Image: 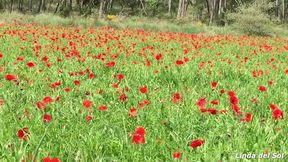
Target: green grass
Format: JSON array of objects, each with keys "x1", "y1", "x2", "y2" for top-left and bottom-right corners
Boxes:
[{"x1": 0, "y1": 22, "x2": 287, "y2": 162}]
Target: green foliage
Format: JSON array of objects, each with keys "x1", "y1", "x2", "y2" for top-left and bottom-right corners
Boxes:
[
  {"x1": 1, "y1": 22, "x2": 287, "y2": 161},
  {"x1": 59, "y1": 6, "x2": 71, "y2": 17},
  {"x1": 0, "y1": 2, "x2": 4, "y2": 11},
  {"x1": 1, "y1": 11, "x2": 288, "y2": 38},
  {"x1": 227, "y1": 4, "x2": 274, "y2": 36}
]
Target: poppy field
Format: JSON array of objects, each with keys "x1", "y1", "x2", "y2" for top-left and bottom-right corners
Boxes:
[{"x1": 0, "y1": 23, "x2": 287, "y2": 162}]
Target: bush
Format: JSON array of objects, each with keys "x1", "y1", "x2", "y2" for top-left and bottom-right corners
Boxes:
[
  {"x1": 59, "y1": 6, "x2": 71, "y2": 17},
  {"x1": 0, "y1": 2, "x2": 4, "y2": 12},
  {"x1": 227, "y1": 4, "x2": 274, "y2": 36}
]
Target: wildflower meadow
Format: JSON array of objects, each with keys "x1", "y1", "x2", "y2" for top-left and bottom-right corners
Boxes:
[{"x1": 0, "y1": 23, "x2": 287, "y2": 161}]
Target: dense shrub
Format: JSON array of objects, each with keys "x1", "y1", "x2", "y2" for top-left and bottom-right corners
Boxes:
[
  {"x1": 60, "y1": 6, "x2": 71, "y2": 17},
  {"x1": 227, "y1": 4, "x2": 274, "y2": 36}
]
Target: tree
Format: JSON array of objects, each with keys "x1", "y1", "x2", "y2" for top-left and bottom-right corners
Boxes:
[
  {"x1": 206, "y1": 0, "x2": 220, "y2": 24},
  {"x1": 37, "y1": 0, "x2": 47, "y2": 13},
  {"x1": 18, "y1": 0, "x2": 24, "y2": 12},
  {"x1": 177, "y1": 0, "x2": 188, "y2": 19},
  {"x1": 10, "y1": 0, "x2": 13, "y2": 13},
  {"x1": 29, "y1": 0, "x2": 33, "y2": 12},
  {"x1": 168, "y1": 0, "x2": 172, "y2": 15},
  {"x1": 99, "y1": 0, "x2": 105, "y2": 18}
]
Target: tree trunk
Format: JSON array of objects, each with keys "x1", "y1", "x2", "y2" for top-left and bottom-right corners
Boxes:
[
  {"x1": 177, "y1": 0, "x2": 188, "y2": 20},
  {"x1": 42, "y1": 0, "x2": 46, "y2": 11},
  {"x1": 29, "y1": 0, "x2": 32, "y2": 12},
  {"x1": 207, "y1": 0, "x2": 219, "y2": 25},
  {"x1": 99, "y1": 0, "x2": 104, "y2": 18},
  {"x1": 109, "y1": 0, "x2": 114, "y2": 10},
  {"x1": 168, "y1": 0, "x2": 171, "y2": 15},
  {"x1": 18, "y1": 0, "x2": 23, "y2": 12},
  {"x1": 76, "y1": 0, "x2": 83, "y2": 12},
  {"x1": 282, "y1": 0, "x2": 285, "y2": 21},
  {"x1": 37, "y1": 0, "x2": 42, "y2": 13},
  {"x1": 177, "y1": 0, "x2": 182, "y2": 19},
  {"x1": 276, "y1": 0, "x2": 280, "y2": 20},
  {"x1": 183, "y1": 0, "x2": 188, "y2": 17},
  {"x1": 218, "y1": 0, "x2": 222, "y2": 16},
  {"x1": 139, "y1": 0, "x2": 147, "y2": 15},
  {"x1": 54, "y1": 0, "x2": 62, "y2": 13},
  {"x1": 66, "y1": 0, "x2": 72, "y2": 10},
  {"x1": 10, "y1": 0, "x2": 13, "y2": 13}
]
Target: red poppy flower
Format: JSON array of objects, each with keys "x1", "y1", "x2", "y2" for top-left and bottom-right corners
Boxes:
[
  {"x1": 272, "y1": 109, "x2": 284, "y2": 120},
  {"x1": 270, "y1": 104, "x2": 284, "y2": 120},
  {"x1": 138, "y1": 99, "x2": 150, "y2": 108},
  {"x1": 43, "y1": 156, "x2": 61, "y2": 162},
  {"x1": 61, "y1": 33, "x2": 66, "y2": 38},
  {"x1": 210, "y1": 100, "x2": 219, "y2": 105},
  {"x1": 175, "y1": 60, "x2": 184, "y2": 65},
  {"x1": 43, "y1": 114, "x2": 52, "y2": 122},
  {"x1": 79, "y1": 71, "x2": 85, "y2": 75},
  {"x1": 41, "y1": 56, "x2": 48, "y2": 62},
  {"x1": 252, "y1": 70, "x2": 258, "y2": 77},
  {"x1": 231, "y1": 104, "x2": 242, "y2": 115},
  {"x1": 5, "y1": 74, "x2": 16, "y2": 81},
  {"x1": 196, "y1": 97, "x2": 206, "y2": 110},
  {"x1": 269, "y1": 103, "x2": 277, "y2": 110},
  {"x1": 119, "y1": 94, "x2": 127, "y2": 102},
  {"x1": 268, "y1": 81, "x2": 273, "y2": 85},
  {"x1": 74, "y1": 80, "x2": 80, "y2": 86},
  {"x1": 172, "y1": 151, "x2": 182, "y2": 159},
  {"x1": 172, "y1": 92, "x2": 182, "y2": 103},
  {"x1": 16, "y1": 56, "x2": 24, "y2": 61},
  {"x1": 98, "y1": 105, "x2": 108, "y2": 111},
  {"x1": 17, "y1": 127, "x2": 29, "y2": 140},
  {"x1": 43, "y1": 96, "x2": 53, "y2": 104},
  {"x1": 64, "y1": 88, "x2": 71, "y2": 92},
  {"x1": 229, "y1": 95, "x2": 238, "y2": 105},
  {"x1": 132, "y1": 133, "x2": 145, "y2": 145},
  {"x1": 83, "y1": 100, "x2": 93, "y2": 109},
  {"x1": 241, "y1": 113, "x2": 253, "y2": 122},
  {"x1": 228, "y1": 91, "x2": 236, "y2": 97},
  {"x1": 0, "y1": 52, "x2": 3, "y2": 58},
  {"x1": 210, "y1": 82, "x2": 218, "y2": 89},
  {"x1": 36, "y1": 101, "x2": 46, "y2": 110},
  {"x1": 85, "y1": 115, "x2": 92, "y2": 122},
  {"x1": 139, "y1": 86, "x2": 148, "y2": 94},
  {"x1": 251, "y1": 98, "x2": 258, "y2": 104},
  {"x1": 54, "y1": 81, "x2": 61, "y2": 86},
  {"x1": 220, "y1": 89, "x2": 225, "y2": 94},
  {"x1": 206, "y1": 108, "x2": 217, "y2": 115},
  {"x1": 155, "y1": 54, "x2": 162, "y2": 61},
  {"x1": 132, "y1": 127, "x2": 146, "y2": 145},
  {"x1": 88, "y1": 73, "x2": 95, "y2": 79},
  {"x1": 190, "y1": 139, "x2": 205, "y2": 149},
  {"x1": 145, "y1": 59, "x2": 151, "y2": 66},
  {"x1": 258, "y1": 86, "x2": 267, "y2": 92},
  {"x1": 105, "y1": 61, "x2": 116, "y2": 67},
  {"x1": 135, "y1": 127, "x2": 146, "y2": 136},
  {"x1": 0, "y1": 98, "x2": 4, "y2": 107},
  {"x1": 115, "y1": 73, "x2": 124, "y2": 81},
  {"x1": 0, "y1": 65, "x2": 4, "y2": 73},
  {"x1": 200, "y1": 109, "x2": 207, "y2": 113},
  {"x1": 128, "y1": 108, "x2": 137, "y2": 117},
  {"x1": 26, "y1": 62, "x2": 35, "y2": 68},
  {"x1": 112, "y1": 83, "x2": 119, "y2": 88}
]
